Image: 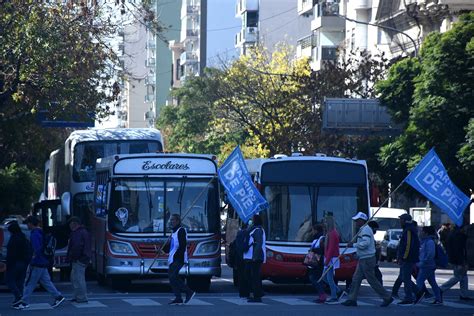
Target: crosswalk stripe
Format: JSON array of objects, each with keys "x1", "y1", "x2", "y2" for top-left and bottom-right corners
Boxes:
[
  {"x1": 72, "y1": 300, "x2": 107, "y2": 308},
  {"x1": 25, "y1": 303, "x2": 53, "y2": 310},
  {"x1": 123, "y1": 298, "x2": 161, "y2": 306},
  {"x1": 442, "y1": 301, "x2": 474, "y2": 309},
  {"x1": 221, "y1": 298, "x2": 266, "y2": 305},
  {"x1": 270, "y1": 298, "x2": 314, "y2": 305},
  {"x1": 185, "y1": 298, "x2": 213, "y2": 306}
]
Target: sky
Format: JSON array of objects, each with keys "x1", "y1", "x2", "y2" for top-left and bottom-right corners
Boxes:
[{"x1": 206, "y1": 0, "x2": 240, "y2": 67}]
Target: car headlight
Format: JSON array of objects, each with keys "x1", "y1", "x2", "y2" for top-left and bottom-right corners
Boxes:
[
  {"x1": 108, "y1": 240, "x2": 137, "y2": 256},
  {"x1": 194, "y1": 241, "x2": 220, "y2": 256}
]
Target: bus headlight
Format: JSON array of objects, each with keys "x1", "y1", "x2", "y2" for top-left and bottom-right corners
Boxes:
[
  {"x1": 266, "y1": 250, "x2": 274, "y2": 258},
  {"x1": 108, "y1": 240, "x2": 137, "y2": 256},
  {"x1": 194, "y1": 241, "x2": 220, "y2": 256}
]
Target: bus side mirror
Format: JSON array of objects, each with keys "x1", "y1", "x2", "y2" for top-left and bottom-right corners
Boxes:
[{"x1": 61, "y1": 192, "x2": 71, "y2": 216}]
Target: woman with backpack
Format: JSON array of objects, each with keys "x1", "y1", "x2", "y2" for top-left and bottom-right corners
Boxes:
[
  {"x1": 414, "y1": 226, "x2": 442, "y2": 305},
  {"x1": 5, "y1": 221, "x2": 31, "y2": 306}
]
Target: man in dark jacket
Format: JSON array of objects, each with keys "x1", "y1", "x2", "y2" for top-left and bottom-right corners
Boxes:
[
  {"x1": 13, "y1": 216, "x2": 64, "y2": 310},
  {"x1": 243, "y1": 214, "x2": 266, "y2": 303},
  {"x1": 396, "y1": 213, "x2": 420, "y2": 306},
  {"x1": 234, "y1": 223, "x2": 249, "y2": 298},
  {"x1": 164, "y1": 214, "x2": 195, "y2": 305},
  {"x1": 5, "y1": 221, "x2": 31, "y2": 306},
  {"x1": 67, "y1": 217, "x2": 91, "y2": 303},
  {"x1": 440, "y1": 225, "x2": 474, "y2": 300}
]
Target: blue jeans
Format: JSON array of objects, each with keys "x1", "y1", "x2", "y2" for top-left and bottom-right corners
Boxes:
[
  {"x1": 22, "y1": 265, "x2": 61, "y2": 304},
  {"x1": 324, "y1": 266, "x2": 340, "y2": 299},
  {"x1": 400, "y1": 262, "x2": 417, "y2": 301},
  {"x1": 416, "y1": 268, "x2": 441, "y2": 301},
  {"x1": 440, "y1": 265, "x2": 470, "y2": 297},
  {"x1": 5, "y1": 261, "x2": 27, "y2": 301}
]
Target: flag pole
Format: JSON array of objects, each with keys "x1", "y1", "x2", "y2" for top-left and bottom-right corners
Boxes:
[{"x1": 316, "y1": 177, "x2": 407, "y2": 284}]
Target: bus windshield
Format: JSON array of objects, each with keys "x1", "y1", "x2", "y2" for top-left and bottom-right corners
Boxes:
[
  {"x1": 108, "y1": 178, "x2": 219, "y2": 234},
  {"x1": 73, "y1": 141, "x2": 162, "y2": 182},
  {"x1": 263, "y1": 185, "x2": 368, "y2": 243}
]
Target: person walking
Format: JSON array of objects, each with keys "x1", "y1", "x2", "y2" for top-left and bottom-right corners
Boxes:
[
  {"x1": 395, "y1": 213, "x2": 420, "y2": 306},
  {"x1": 323, "y1": 215, "x2": 344, "y2": 304},
  {"x1": 306, "y1": 224, "x2": 327, "y2": 303},
  {"x1": 439, "y1": 224, "x2": 474, "y2": 300},
  {"x1": 367, "y1": 220, "x2": 383, "y2": 286},
  {"x1": 67, "y1": 217, "x2": 91, "y2": 303},
  {"x1": 5, "y1": 221, "x2": 31, "y2": 307},
  {"x1": 342, "y1": 212, "x2": 393, "y2": 307},
  {"x1": 234, "y1": 222, "x2": 250, "y2": 299},
  {"x1": 13, "y1": 216, "x2": 65, "y2": 310},
  {"x1": 164, "y1": 214, "x2": 195, "y2": 305},
  {"x1": 244, "y1": 214, "x2": 266, "y2": 303},
  {"x1": 414, "y1": 226, "x2": 442, "y2": 305}
]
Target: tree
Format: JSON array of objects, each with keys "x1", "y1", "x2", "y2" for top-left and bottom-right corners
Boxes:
[
  {"x1": 0, "y1": 1, "x2": 164, "y2": 171},
  {"x1": 377, "y1": 12, "x2": 474, "y2": 191}
]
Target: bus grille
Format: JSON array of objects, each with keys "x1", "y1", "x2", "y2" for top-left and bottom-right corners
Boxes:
[{"x1": 136, "y1": 243, "x2": 165, "y2": 258}]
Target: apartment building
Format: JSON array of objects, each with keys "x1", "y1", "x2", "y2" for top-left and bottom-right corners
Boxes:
[
  {"x1": 297, "y1": 0, "x2": 474, "y2": 69},
  {"x1": 146, "y1": 0, "x2": 182, "y2": 114},
  {"x1": 169, "y1": 0, "x2": 208, "y2": 91},
  {"x1": 235, "y1": 0, "x2": 311, "y2": 55}
]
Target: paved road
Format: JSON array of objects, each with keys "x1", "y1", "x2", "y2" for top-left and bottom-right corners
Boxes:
[{"x1": 1, "y1": 262, "x2": 473, "y2": 316}]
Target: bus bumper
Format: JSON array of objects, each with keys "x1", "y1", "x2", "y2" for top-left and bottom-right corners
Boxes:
[{"x1": 105, "y1": 257, "x2": 221, "y2": 277}]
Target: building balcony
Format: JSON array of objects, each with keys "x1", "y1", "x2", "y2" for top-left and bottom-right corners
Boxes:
[
  {"x1": 145, "y1": 75, "x2": 156, "y2": 86},
  {"x1": 296, "y1": 34, "x2": 314, "y2": 58},
  {"x1": 235, "y1": 0, "x2": 258, "y2": 17},
  {"x1": 298, "y1": 0, "x2": 316, "y2": 16},
  {"x1": 235, "y1": 27, "x2": 258, "y2": 47},
  {"x1": 180, "y1": 52, "x2": 199, "y2": 65},
  {"x1": 311, "y1": 14, "x2": 345, "y2": 31},
  {"x1": 185, "y1": 29, "x2": 199, "y2": 39},
  {"x1": 146, "y1": 41, "x2": 156, "y2": 50},
  {"x1": 145, "y1": 57, "x2": 156, "y2": 67},
  {"x1": 181, "y1": 4, "x2": 200, "y2": 18}
]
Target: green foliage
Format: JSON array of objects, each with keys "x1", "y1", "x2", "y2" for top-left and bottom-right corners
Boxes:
[
  {"x1": 0, "y1": 164, "x2": 42, "y2": 215},
  {"x1": 377, "y1": 12, "x2": 474, "y2": 190}
]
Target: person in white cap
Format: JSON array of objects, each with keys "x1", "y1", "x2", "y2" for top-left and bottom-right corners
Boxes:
[{"x1": 342, "y1": 212, "x2": 393, "y2": 307}]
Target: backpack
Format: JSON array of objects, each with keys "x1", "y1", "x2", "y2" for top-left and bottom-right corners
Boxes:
[
  {"x1": 435, "y1": 243, "x2": 448, "y2": 268},
  {"x1": 42, "y1": 232, "x2": 57, "y2": 259}
]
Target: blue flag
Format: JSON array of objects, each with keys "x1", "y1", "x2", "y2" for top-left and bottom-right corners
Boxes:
[
  {"x1": 218, "y1": 146, "x2": 269, "y2": 223},
  {"x1": 405, "y1": 148, "x2": 470, "y2": 226}
]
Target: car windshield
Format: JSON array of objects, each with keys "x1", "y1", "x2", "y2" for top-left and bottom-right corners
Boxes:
[
  {"x1": 108, "y1": 178, "x2": 219, "y2": 234},
  {"x1": 73, "y1": 140, "x2": 162, "y2": 182},
  {"x1": 263, "y1": 185, "x2": 368, "y2": 243},
  {"x1": 391, "y1": 231, "x2": 402, "y2": 240}
]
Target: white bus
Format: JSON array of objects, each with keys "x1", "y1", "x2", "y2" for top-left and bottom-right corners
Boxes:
[
  {"x1": 92, "y1": 153, "x2": 221, "y2": 290},
  {"x1": 226, "y1": 153, "x2": 370, "y2": 284},
  {"x1": 36, "y1": 128, "x2": 163, "y2": 271}
]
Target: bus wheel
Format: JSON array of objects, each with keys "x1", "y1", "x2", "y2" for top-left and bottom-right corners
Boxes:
[{"x1": 187, "y1": 276, "x2": 211, "y2": 292}]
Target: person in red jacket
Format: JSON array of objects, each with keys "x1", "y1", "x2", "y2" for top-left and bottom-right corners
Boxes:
[{"x1": 323, "y1": 214, "x2": 344, "y2": 304}]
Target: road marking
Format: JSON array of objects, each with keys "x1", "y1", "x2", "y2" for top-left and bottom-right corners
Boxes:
[
  {"x1": 221, "y1": 298, "x2": 266, "y2": 305},
  {"x1": 72, "y1": 300, "x2": 107, "y2": 308},
  {"x1": 185, "y1": 298, "x2": 213, "y2": 305},
  {"x1": 270, "y1": 298, "x2": 314, "y2": 305},
  {"x1": 25, "y1": 303, "x2": 53, "y2": 310},
  {"x1": 123, "y1": 298, "x2": 161, "y2": 306},
  {"x1": 442, "y1": 301, "x2": 474, "y2": 309}
]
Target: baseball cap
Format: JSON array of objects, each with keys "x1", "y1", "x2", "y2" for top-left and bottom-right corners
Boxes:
[
  {"x1": 352, "y1": 212, "x2": 368, "y2": 221},
  {"x1": 24, "y1": 215, "x2": 39, "y2": 226},
  {"x1": 399, "y1": 213, "x2": 412, "y2": 222}
]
